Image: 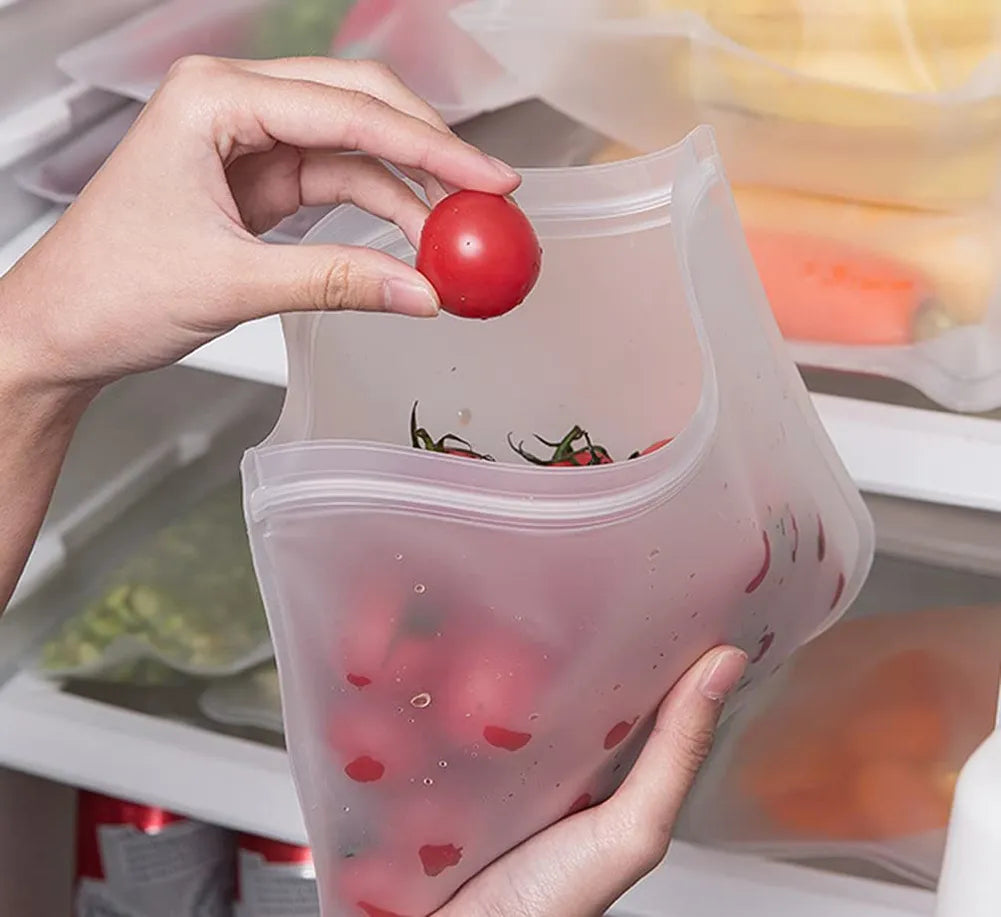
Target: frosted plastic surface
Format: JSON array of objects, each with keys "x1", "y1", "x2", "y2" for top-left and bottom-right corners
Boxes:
[
  {"x1": 679, "y1": 605, "x2": 1001, "y2": 888},
  {"x1": 58, "y1": 0, "x2": 528, "y2": 125},
  {"x1": 242, "y1": 129, "x2": 873, "y2": 916},
  {"x1": 453, "y1": 0, "x2": 1001, "y2": 411},
  {"x1": 454, "y1": 0, "x2": 1001, "y2": 210}
]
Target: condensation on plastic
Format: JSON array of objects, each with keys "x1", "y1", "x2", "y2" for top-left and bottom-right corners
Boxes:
[
  {"x1": 200, "y1": 661, "x2": 284, "y2": 734},
  {"x1": 677, "y1": 605, "x2": 1001, "y2": 888},
  {"x1": 57, "y1": 0, "x2": 529, "y2": 126},
  {"x1": 453, "y1": 0, "x2": 1001, "y2": 412},
  {"x1": 241, "y1": 127, "x2": 873, "y2": 916}
]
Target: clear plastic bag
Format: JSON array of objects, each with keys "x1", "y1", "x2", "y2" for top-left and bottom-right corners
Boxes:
[
  {"x1": 38, "y1": 480, "x2": 273, "y2": 683},
  {"x1": 453, "y1": 0, "x2": 1001, "y2": 211},
  {"x1": 58, "y1": 0, "x2": 528, "y2": 126},
  {"x1": 677, "y1": 605, "x2": 1001, "y2": 887},
  {"x1": 200, "y1": 661, "x2": 284, "y2": 734},
  {"x1": 241, "y1": 127, "x2": 873, "y2": 916},
  {"x1": 454, "y1": 1, "x2": 1001, "y2": 411}
]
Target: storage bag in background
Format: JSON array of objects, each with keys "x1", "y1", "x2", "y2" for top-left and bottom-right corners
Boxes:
[
  {"x1": 676, "y1": 605, "x2": 1001, "y2": 887},
  {"x1": 38, "y1": 481, "x2": 272, "y2": 684},
  {"x1": 331, "y1": 0, "x2": 526, "y2": 123},
  {"x1": 200, "y1": 660, "x2": 285, "y2": 735},
  {"x1": 242, "y1": 127, "x2": 874, "y2": 916},
  {"x1": 455, "y1": 0, "x2": 1001, "y2": 411},
  {"x1": 74, "y1": 790, "x2": 234, "y2": 917},
  {"x1": 58, "y1": 0, "x2": 528, "y2": 126}
]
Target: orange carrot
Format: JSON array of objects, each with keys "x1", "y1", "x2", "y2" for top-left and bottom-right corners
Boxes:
[{"x1": 746, "y1": 229, "x2": 936, "y2": 346}]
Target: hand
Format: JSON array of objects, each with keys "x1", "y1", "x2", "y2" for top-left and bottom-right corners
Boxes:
[
  {"x1": 0, "y1": 55, "x2": 520, "y2": 393},
  {"x1": 437, "y1": 646, "x2": 747, "y2": 917}
]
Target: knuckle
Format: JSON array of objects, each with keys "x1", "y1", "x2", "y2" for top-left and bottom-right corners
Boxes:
[
  {"x1": 666, "y1": 720, "x2": 716, "y2": 775},
  {"x1": 165, "y1": 54, "x2": 224, "y2": 85},
  {"x1": 308, "y1": 258, "x2": 371, "y2": 312},
  {"x1": 353, "y1": 58, "x2": 397, "y2": 84},
  {"x1": 338, "y1": 89, "x2": 386, "y2": 148}
]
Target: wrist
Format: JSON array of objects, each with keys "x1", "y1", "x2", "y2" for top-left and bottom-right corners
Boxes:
[{"x1": 0, "y1": 254, "x2": 102, "y2": 413}]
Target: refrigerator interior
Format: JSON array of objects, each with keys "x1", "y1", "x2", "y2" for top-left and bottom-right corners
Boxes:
[{"x1": 0, "y1": 366, "x2": 994, "y2": 915}]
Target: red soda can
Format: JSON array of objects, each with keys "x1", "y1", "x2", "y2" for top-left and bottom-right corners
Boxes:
[
  {"x1": 74, "y1": 790, "x2": 233, "y2": 916},
  {"x1": 235, "y1": 833, "x2": 319, "y2": 916}
]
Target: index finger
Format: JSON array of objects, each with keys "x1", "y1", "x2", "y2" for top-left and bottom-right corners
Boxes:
[{"x1": 193, "y1": 65, "x2": 521, "y2": 195}]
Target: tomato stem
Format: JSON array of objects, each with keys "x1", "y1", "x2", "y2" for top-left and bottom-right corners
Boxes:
[{"x1": 409, "y1": 402, "x2": 494, "y2": 460}]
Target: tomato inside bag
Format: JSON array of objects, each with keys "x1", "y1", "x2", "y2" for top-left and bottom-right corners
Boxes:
[{"x1": 242, "y1": 127, "x2": 873, "y2": 916}]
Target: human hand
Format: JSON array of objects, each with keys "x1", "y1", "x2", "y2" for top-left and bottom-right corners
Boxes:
[
  {"x1": 0, "y1": 56, "x2": 519, "y2": 393},
  {"x1": 434, "y1": 645, "x2": 747, "y2": 917}
]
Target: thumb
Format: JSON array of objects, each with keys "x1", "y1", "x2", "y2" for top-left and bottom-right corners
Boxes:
[{"x1": 230, "y1": 240, "x2": 440, "y2": 321}]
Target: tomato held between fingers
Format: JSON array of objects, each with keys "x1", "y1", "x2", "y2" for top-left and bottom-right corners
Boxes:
[{"x1": 416, "y1": 191, "x2": 542, "y2": 320}]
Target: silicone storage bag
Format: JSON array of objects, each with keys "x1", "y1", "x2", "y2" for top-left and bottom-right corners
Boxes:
[
  {"x1": 242, "y1": 128, "x2": 874, "y2": 917},
  {"x1": 452, "y1": 0, "x2": 1001, "y2": 412}
]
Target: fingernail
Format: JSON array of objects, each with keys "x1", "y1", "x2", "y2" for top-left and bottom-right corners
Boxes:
[
  {"x1": 385, "y1": 278, "x2": 439, "y2": 317},
  {"x1": 484, "y1": 154, "x2": 519, "y2": 181},
  {"x1": 698, "y1": 648, "x2": 747, "y2": 702}
]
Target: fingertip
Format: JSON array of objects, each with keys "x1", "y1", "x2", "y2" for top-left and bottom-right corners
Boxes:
[
  {"x1": 384, "y1": 276, "x2": 440, "y2": 318},
  {"x1": 695, "y1": 646, "x2": 747, "y2": 703}
]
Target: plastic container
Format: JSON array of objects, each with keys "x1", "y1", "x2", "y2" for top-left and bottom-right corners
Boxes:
[
  {"x1": 241, "y1": 127, "x2": 873, "y2": 916},
  {"x1": 36, "y1": 479, "x2": 272, "y2": 684},
  {"x1": 677, "y1": 604, "x2": 1000, "y2": 888},
  {"x1": 936, "y1": 709, "x2": 1001, "y2": 917},
  {"x1": 58, "y1": 0, "x2": 529, "y2": 126},
  {"x1": 729, "y1": 184, "x2": 1001, "y2": 413},
  {"x1": 453, "y1": 0, "x2": 1001, "y2": 412},
  {"x1": 200, "y1": 661, "x2": 284, "y2": 734},
  {"x1": 453, "y1": 0, "x2": 1001, "y2": 211}
]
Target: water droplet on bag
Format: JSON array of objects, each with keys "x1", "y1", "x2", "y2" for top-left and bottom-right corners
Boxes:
[
  {"x1": 395, "y1": 553, "x2": 404, "y2": 561},
  {"x1": 343, "y1": 806, "x2": 351, "y2": 813},
  {"x1": 648, "y1": 548, "x2": 661, "y2": 560},
  {"x1": 528, "y1": 713, "x2": 540, "y2": 721},
  {"x1": 423, "y1": 777, "x2": 434, "y2": 786},
  {"x1": 457, "y1": 408, "x2": 472, "y2": 426},
  {"x1": 414, "y1": 583, "x2": 426, "y2": 595},
  {"x1": 438, "y1": 760, "x2": 448, "y2": 768},
  {"x1": 411, "y1": 692, "x2": 432, "y2": 709}
]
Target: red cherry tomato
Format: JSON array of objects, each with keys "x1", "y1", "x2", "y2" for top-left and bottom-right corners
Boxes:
[
  {"x1": 438, "y1": 627, "x2": 547, "y2": 748},
  {"x1": 337, "y1": 854, "x2": 412, "y2": 917},
  {"x1": 329, "y1": 704, "x2": 425, "y2": 784},
  {"x1": 416, "y1": 191, "x2": 542, "y2": 320}
]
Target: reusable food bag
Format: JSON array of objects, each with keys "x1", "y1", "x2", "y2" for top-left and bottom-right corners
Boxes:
[
  {"x1": 38, "y1": 480, "x2": 272, "y2": 684},
  {"x1": 453, "y1": 0, "x2": 1001, "y2": 410},
  {"x1": 242, "y1": 128, "x2": 873, "y2": 916},
  {"x1": 57, "y1": 0, "x2": 528, "y2": 127},
  {"x1": 677, "y1": 605, "x2": 1001, "y2": 887}
]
